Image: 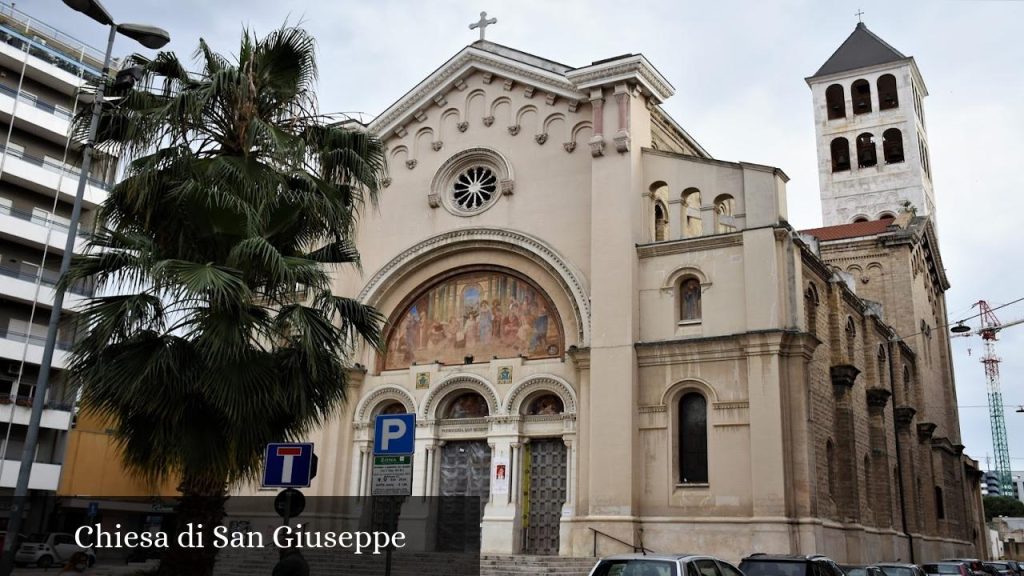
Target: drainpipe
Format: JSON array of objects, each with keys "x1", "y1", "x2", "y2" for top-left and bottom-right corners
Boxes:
[{"x1": 888, "y1": 337, "x2": 914, "y2": 563}]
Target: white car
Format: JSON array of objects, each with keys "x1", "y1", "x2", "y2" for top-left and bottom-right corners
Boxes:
[
  {"x1": 14, "y1": 532, "x2": 95, "y2": 569},
  {"x1": 590, "y1": 553, "x2": 747, "y2": 576}
]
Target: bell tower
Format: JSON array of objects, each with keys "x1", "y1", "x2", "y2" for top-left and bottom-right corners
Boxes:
[{"x1": 807, "y1": 22, "x2": 935, "y2": 226}]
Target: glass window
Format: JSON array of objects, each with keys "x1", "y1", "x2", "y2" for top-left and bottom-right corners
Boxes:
[
  {"x1": 592, "y1": 560, "x2": 677, "y2": 576},
  {"x1": 679, "y1": 392, "x2": 708, "y2": 483},
  {"x1": 680, "y1": 278, "x2": 702, "y2": 322},
  {"x1": 695, "y1": 560, "x2": 721, "y2": 576},
  {"x1": 719, "y1": 562, "x2": 745, "y2": 576}
]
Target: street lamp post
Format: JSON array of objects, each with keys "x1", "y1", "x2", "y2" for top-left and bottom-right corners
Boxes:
[{"x1": 0, "y1": 2, "x2": 168, "y2": 574}]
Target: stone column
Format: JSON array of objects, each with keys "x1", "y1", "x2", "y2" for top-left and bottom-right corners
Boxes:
[
  {"x1": 831, "y1": 364, "x2": 861, "y2": 522},
  {"x1": 866, "y1": 387, "x2": 893, "y2": 527},
  {"x1": 894, "y1": 406, "x2": 917, "y2": 533},
  {"x1": 916, "y1": 422, "x2": 938, "y2": 536}
]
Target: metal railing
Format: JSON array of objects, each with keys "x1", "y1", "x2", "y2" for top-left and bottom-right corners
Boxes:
[
  {"x1": 0, "y1": 82, "x2": 73, "y2": 121},
  {"x1": 0, "y1": 327, "x2": 75, "y2": 350},
  {"x1": 588, "y1": 527, "x2": 654, "y2": 557},
  {"x1": 0, "y1": 263, "x2": 94, "y2": 296},
  {"x1": 0, "y1": 2, "x2": 105, "y2": 79},
  {"x1": 0, "y1": 202, "x2": 90, "y2": 238},
  {"x1": 0, "y1": 393, "x2": 73, "y2": 412},
  {"x1": 1, "y1": 145, "x2": 111, "y2": 190}
]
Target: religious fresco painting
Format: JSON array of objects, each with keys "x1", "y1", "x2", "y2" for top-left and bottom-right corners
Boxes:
[{"x1": 384, "y1": 270, "x2": 563, "y2": 370}]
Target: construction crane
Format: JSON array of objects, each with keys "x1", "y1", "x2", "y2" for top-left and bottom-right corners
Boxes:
[{"x1": 952, "y1": 300, "x2": 1024, "y2": 495}]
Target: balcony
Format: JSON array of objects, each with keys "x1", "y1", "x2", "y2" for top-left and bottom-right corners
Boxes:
[
  {"x1": 0, "y1": 393, "x2": 73, "y2": 429},
  {"x1": 0, "y1": 459, "x2": 61, "y2": 491},
  {"x1": 1, "y1": 147, "x2": 109, "y2": 208},
  {"x1": 0, "y1": 263, "x2": 92, "y2": 309},
  {"x1": 0, "y1": 81, "x2": 74, "y2": 146},
  {"x1": 0, "y1": 326, "x2": 71, "y2": 368},
  {"x1": 0, "y1": 201, "x2": 88, "y2": 253},
  {"x1": 0, "y1": 5, "x2": 104, "y2": 96}
]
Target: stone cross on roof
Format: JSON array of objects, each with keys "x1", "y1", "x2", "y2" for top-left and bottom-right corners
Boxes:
[
  {"x1": 855, "y1": 9, "x2": 865, "y2": 22},
  {"x1": 470, "y1": 11, "x2": 497, "y2": 41}
]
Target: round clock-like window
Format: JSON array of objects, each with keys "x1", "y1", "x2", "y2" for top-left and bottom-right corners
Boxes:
[{"x1": 451, "y1": 166, "x2": 498, "y2": 213}]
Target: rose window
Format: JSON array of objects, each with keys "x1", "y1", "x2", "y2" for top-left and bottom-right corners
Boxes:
[{"x1": 451, "y1": 166, "x2": 498, "y2": 212}]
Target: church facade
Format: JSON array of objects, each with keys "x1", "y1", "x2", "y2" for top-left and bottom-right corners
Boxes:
[{"x1": 309, "y1": 24, "x2": 985, "y2": 563}]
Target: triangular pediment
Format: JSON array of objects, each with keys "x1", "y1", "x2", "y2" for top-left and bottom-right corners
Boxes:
[{"x1": 368, "y1": 42, "x2": 586, "y2": 139}]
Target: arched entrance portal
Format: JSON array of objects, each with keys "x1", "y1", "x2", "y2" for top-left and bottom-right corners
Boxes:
[{"x1": 436, "y1": 391, "x2": 492, "y2": 551}]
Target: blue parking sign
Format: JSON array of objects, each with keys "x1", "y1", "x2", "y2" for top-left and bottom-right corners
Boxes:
[
  {"x1": 373, "y1": 413, "x2": 416, "y2": 455},
  {"x1": 263, "y1": 442, "x2": 315, "y2": 488}
]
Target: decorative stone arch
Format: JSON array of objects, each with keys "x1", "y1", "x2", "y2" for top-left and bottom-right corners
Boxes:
[
  {"x1": 420, "y1": 372, "x2": 501, "y2": 420},
  {"x1": 660, "y1": 378, "x2": 719, "y2": 407},
  {"x1": 505, "y1": 374, "x2": 578, "y2": 415},
  {"x1": 357, "y1": 227, "x2": 590, "y2": 346},
  {"x1": 662, "y1": 265, "x2": 710, "y2": 292},
  {"x1": 354, "y1": 385, "x2": 417, "y2": 424}
]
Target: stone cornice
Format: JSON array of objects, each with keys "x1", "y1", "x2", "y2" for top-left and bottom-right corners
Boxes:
[
  {"x1": 369, "y1": 45, "x2": 585, "y2": 139},
  {"x1": 916, "y1": 421, "x2": 937, "y2": 442},
  {"x1": 567, "y1": 54, "x2": 675, "y2": 103},
  {"x1": 637, "y1": 233, "x2": 743, "y2": 258}
]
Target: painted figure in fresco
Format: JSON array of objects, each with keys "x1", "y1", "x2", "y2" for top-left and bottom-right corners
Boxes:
[
  {"x1": 384, "y1": 271, "x2": 563, "y2": 369},
  {"x1": 681, "y1": 278, "x2": 701, "y2": 321},
  {"x1": 478, "y1": 300, "x2": 493, "y2": 345},
  {"x1": 528, "y1": 394, "x2": 564, "y2": 416},
  {"x1": 447, "y1": 393, "x2": 488, "y2": 419}
]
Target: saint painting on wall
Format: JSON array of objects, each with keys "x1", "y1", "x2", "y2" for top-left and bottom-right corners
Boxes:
[{"x1": 383, "y1": 269, "x2": 564, "y2": 370}]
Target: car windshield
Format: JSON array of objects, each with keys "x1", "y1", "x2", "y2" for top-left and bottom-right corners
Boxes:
[
  {"x1": 593, "y1": 560, "x2": 677, "y2": 576},
  {"x1": 24, "y1": 533, "x2": 47, "y2": 543},
  {"x1": 881, "y1": 567, "x2": 916, "y2": 576},
  {"x1": 740, "y1": 561, "x2": 808, "y2": 576},
  {"x1": 923, "y1": 566, "x2": 961, "y2": 575},
  {"x1": 987, "y1": 565, "x2": 1008, "y2": 570}
]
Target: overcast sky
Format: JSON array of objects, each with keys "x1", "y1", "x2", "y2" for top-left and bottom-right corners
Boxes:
[{"x1": 24, "y1": 0, "x2": 1024, "y2": 474}]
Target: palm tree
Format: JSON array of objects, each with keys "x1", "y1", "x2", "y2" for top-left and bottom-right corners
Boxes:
[{"x1": 63, "y1": 26, "x2": 386, "y2": 576}]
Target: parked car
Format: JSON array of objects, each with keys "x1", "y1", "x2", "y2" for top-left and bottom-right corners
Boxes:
[
  {"x1": 984, "y1": 563, "x2": 1014, "y2": 576},
  {"x1": 922, "y1": 563, "x2": 972, "y2": 576},
  {"x1": 14, "y1": 533, "x2": 95, "y2": 569},
  {"x1": 1005, "y1": 562, "x2": 1023, "y2": 576},
  {"x1": 739, "y1": 554, "x2": 845, "y2": 576},
  {"x1": 876, "y1": 563, "x2": 928, "y2": 576},
  {"x1": 841, "y1": 566, "x2": 887, "y2": 576},
  {"x1": 942, "y1": 559, "x2": 990, "y2": 576},
  {"x1": 590, "y1": 553, "x2": 747, "y2": 576}
]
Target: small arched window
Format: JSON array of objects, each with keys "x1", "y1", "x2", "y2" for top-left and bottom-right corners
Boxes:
[
  {"x1": 853, "y1": 216, "x2": 869, "y2": 223},
  {"x1": 845, "y1": 317, "x2": 857, "y2": 362},
  {"x1": 831, "y1": 138, "x2": 851, "y2": 172},
  {"x1": 654, "y1": 201, "x2": 668, "y2": 242},
  {"x1": 878, "y1": 74, "x2": 898, "y2": 110},
  {"x1": 864, "y1": 454, "x2": 872, "y2": 500},
  {"x1": 680, "y1": 277, "x2": 702, "y2": 322},
  {"x1": 826, "y1": 439, "x2": 837, "y2": 497},
  {"x1": 879, "y1": 212, "x2": 896, "y2": 221},
  {"x1": 935, "y1": 486, "x2": 945, "y2": 519},
  {"x1": 826, "y1": 84, "x2": 846, "y2": 119},
  {"x1": 852, "y1": 79, "x2": 872, "y2": 114},
  {"x1": 857, "y1": 133, "x2": 877, "y2": 168},
  {"x1": 903, "y1": 365, "x2": 912, "y2": 397},
  {"x1": 804, "y1": 284, "x2": 819, "y2": 336},
  {"x1": 883, "y1": 128, "x2": 904, "y2": 164},
  {"x1": 714, "y1": 194, "x2": 736, "y2": 233},
  {"x1": 877, "y1": 345, "x2": 887, "y2": 384},
  {"x1": 682, "y1": 188, "x2": 703, "y2": 237},
  {"x1": 678, "y1": 392, "x2": 708, "y2": 484}
]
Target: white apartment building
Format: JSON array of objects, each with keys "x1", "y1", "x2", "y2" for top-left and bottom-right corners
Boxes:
[{"x1": 0, "y1": 2, "x2": 118, "y2": 527}]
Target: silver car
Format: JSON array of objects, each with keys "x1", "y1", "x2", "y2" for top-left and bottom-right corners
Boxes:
[{"x1": 589, "y1": 553, "x2": 747, "y2": 576}]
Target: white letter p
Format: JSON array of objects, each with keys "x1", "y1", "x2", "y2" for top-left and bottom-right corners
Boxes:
[{"x1": 380, "y1": 419, "x2": 406, "y2": 451}]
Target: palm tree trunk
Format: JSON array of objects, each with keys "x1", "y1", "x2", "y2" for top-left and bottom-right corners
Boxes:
[{"x1": 157, "y1": 473, "x2": 228, "y2": 576}]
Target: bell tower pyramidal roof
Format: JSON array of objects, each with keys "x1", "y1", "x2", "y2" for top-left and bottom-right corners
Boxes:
[{"x1": 811, "y1": 22, "x2": 907, "y2": 78}]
